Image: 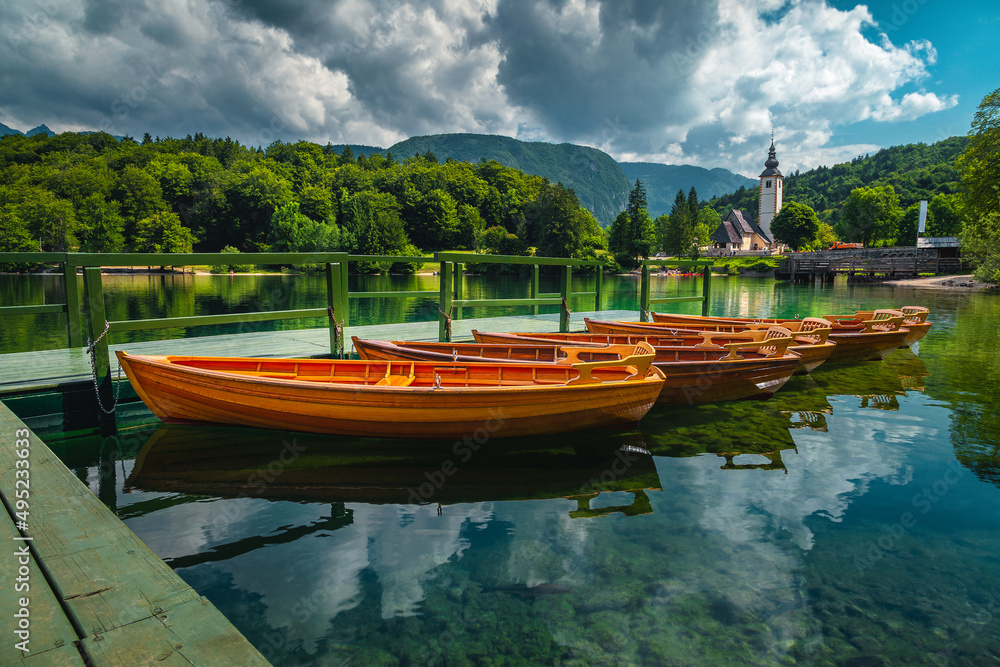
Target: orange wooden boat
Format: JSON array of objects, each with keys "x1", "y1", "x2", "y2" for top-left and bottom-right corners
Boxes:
[
  {"x1": 116, "y1": 350, "x2": 664, "y2": 438},
  {"x1": 472, "y1": 324, "x2": 834, "y2": 375},
  {"x1": 639, "y1": 312, "x2": 908, "y2": 363},
  {"x1": 825, "y1": 307, "x2": 931, "y2": 346},
  {"x1": 353, "y1": 336, "x2": 801, "y2": 405}
]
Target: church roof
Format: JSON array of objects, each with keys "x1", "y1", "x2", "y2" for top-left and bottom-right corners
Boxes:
[
  {"x1": 711, "y1": 218, "x2": 742, "y2": 245},
  {"x1": 711, "y1": 210, "x2": 773, "y2": 245},
  {"x1": 759, "y1": 139, "x2": 783, "y2": 178}
]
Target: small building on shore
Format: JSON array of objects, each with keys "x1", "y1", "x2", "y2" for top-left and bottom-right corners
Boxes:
[{"x1": 710, "y1": 209, "x2": 774, "y2": 253}]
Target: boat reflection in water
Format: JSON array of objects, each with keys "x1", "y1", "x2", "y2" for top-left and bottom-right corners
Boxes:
[
  {"x1": 810, "y1": 347, "x2": 929, "y2": 411},
  {"x1": 126, "y1": 425, "x2": 662, "y2": 517}
]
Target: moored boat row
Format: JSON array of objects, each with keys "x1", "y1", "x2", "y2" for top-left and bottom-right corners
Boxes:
[
  {"x1": 118, "y1": 305, "x2": 932, "y2": 439},
  {"x1": 354, "y1": 334, "x2": 801, "y2": 405}
]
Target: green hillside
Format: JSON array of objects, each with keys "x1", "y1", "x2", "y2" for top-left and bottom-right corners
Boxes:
[
  {"x1": 386, "y1": 133, "x2": 629, "y2": 225},
  {"x1": 705, "y1": 136, "x2": 969, "y2": 224},
  {"x1": 620, "y1": 162, "x2": 755, "y2": 217}
]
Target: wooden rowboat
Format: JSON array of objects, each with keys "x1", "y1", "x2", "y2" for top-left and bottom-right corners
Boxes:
[
  {"x1": 472, "y1": 324, "x2": 835, "y2": 375},
  {"x1": 116, "y1": 350, "x2": 664, "y2": 438},
  {"x1": 639, "y1": 312, "x2": 908, "y2": 363},
  {"x1": 825, "y1": 307, "x2": 932, "y2": 346},
  {"x1": 353, "y1": 336, "x2": 801, "y2": 405}
]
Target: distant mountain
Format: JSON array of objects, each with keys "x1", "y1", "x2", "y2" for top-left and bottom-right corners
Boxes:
[
  {"x1": 0, "y1": 123, "x2": 57, "y2": 138},
  {"x1": 26, "y1": 124, "x2": 54, "y2": 137},
  {"x1": 620, "y1": 163, "x2": 756, "y2": 218},
  {"x1": 328, "y1": 144, "x2": 387, "y2": 157},
  {"x1": 385, "y1": 134, "x2": 630, "y2": 225},
  {"x1": 0, "y1": 122, "x2": 21, "y2": 137}
]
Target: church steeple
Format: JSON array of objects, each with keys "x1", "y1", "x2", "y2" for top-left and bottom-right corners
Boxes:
[
  {"x1": 757, "y1": 136, "x2": 783, "y2": 244},
  {"x1": 760, "y1": 137, "x2": 782, "y2": 178}
]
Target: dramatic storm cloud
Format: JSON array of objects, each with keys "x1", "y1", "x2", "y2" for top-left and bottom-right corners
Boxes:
[{"x1": 0, "y1": 0, "x2": 958, "y2": 174}]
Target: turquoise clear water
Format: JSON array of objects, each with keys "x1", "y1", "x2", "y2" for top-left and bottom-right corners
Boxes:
[{"x1": 14, "y1": 273, "x2": 1000, "y2": 665}]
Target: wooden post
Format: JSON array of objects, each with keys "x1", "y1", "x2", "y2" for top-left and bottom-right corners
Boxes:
[
  {"x1": 530, "y1": 264, "x2": 540, "y2": 315},
  {"x1": 701, "y1": 263, "x2": 712, "y2": 316},
  {"x1": 594, "y1": 266, "x2": 603, "y2": 311},
  {"x1": 453, "y1": 262, "x2": 463, "y2": 321},
  {"x1": 438, "y1": 260, "x2": 453, "y2": 342},
  {"x1": 325, "y1": 261, "x2": 347, "y2": 357},
  {"x1": 63, "y1": 259, "x2": 82, "y2": 348},
  {"x1": 640, "y1": 264, "x2": 650, "y2": 322},
  {"x1": 83, "y1": 267, "x2": 112, "y2": 419},
  {"x1": 559, "y1": 264, "x2": 572, "y2": 333}
]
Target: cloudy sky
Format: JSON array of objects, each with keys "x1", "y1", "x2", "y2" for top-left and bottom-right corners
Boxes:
[{"x1": 1, "y1": 0, "x2": 994, "y2": 176}]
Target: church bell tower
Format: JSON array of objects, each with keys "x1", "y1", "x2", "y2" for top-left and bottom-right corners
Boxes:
[{"x1": 758, "y1": 137, "x2": 783, "y2": 242}]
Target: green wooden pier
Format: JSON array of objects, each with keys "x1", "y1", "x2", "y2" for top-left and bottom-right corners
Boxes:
[{"x1": 0, "y1": 251, "x2": 712, "y2": 664}]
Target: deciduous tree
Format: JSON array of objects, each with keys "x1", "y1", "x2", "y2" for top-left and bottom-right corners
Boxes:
[
  {"x1": 838, "y1": 185, "x2": 902, "y2": 247},
  {"x1": 961, "y1": 87, "x2": 1000, "y2": 284},
  {"x1": 770, "y1": 201, "x2": 820, "y2": 250}
]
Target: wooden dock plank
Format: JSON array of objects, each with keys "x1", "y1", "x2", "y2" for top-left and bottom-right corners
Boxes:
[
  {"x1": 0, "y1": 510, "x2": 85, "y2": 666},
  {"x1": 0, "y1": 310, "x2": 640, "y2": 395},
  {"x1": 0, "y1": 403, "x2": 270, "y2": 666}
]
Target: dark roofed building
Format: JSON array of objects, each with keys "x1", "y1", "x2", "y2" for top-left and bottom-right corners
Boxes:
[{"x1": 710, "y1": 209, "x2": 774, "y2": 253}]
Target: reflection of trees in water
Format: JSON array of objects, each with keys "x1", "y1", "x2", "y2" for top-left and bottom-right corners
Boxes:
[
  {"x1": 951, "y1": 402, "x2": 1000, "y2": 489},
  {"x1": 641, "y1": 375, "x2": 834, "y2": 461},
  {"x1": 911, "y1": 292, "x2": 1000, "y2": 490}
]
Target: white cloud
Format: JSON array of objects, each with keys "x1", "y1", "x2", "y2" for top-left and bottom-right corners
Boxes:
[{"x1": 0, "y1": 0, "x2": 958, "y2": 173}]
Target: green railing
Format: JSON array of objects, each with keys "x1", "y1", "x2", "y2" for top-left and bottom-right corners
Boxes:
[
  {"x1": 0, "y1": 252, "x2": 83, "y2": 348},
  {"x1": 638, "y1": 259, "x2": 715, "y2": 321},
  {"x1": 435, "y1": 252, "x2": 604, "y2": 340}
]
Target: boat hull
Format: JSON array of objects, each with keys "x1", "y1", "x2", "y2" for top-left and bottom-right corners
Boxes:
[
  {"x1": 357, "y1": 338, "x2": 800, "y2": 405},
  {"x1": 572, "y1": 322, "x2": 833, "y2": 374},
  {"x1": 634, "y1": 315, "x2": 907, "y2": 364},
  {"x1": 117, "y1": 353, "x2": 663, "y2": 438},
  {"x1": 823, "y1": 330, "x2": 909, "y2": 362}
]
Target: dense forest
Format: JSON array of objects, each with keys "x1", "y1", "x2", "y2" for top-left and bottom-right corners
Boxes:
[{"x1": 0, "y1": 132, "x2": 607, "y2": 269}]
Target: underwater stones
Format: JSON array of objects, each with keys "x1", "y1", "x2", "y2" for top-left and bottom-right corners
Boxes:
[
  {"x1": 585, "y1": 611, "x2": 629, "y2": 653},
  {"x1": 575, "y1": 585, "x2": 643, "y2": 614},
  {"x1": 707, "y1": 587, "x2": 772, "y2": 625},
  {"x1": 843, "y1": 656, "x2": 890, "y2": 667},
  {"x1": 849, "y1": 634, "x2": 881, "y2": 652},
  {"x1": 344, "y1": 646, "x2": 399, "y2": 667}
]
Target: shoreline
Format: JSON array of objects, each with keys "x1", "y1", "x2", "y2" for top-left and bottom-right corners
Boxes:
[{"x1": 881, "y1": 274, "x2": 991, "y2": 290}]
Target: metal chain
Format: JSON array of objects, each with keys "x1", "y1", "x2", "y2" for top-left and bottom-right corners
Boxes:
[{"x1": 86, "y1": 320, "x2": 123, "y2": 415}]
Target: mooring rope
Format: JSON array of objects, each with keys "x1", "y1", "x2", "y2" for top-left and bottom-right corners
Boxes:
[
  {"x1": 86, "y1": 320, "x2": 123, "y2": 415},
  {"x1": 327, "y1": 305, "x2": 344, "y2": 357},
  {"x1": 562, "y1": 296, "x2": 572, "y2": 320},
  {"x1": 437, "y1": 305, "x2": 454, "y2": 341}
]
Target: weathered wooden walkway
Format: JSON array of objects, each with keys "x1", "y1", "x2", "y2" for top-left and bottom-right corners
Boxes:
[
  {"x1": 0, "y1": 309, "x2": 640, "y2": 396},
  {"x1": 0, "y1": 402, "x2": 269, "y2": 666},
  {"x1": 778, "y1": 255, "x2": 968, "y2": 281}
]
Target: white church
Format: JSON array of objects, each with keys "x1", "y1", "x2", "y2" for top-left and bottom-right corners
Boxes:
[{"x1": 709, "y1": 140, "x2": 784, "y2": 254}]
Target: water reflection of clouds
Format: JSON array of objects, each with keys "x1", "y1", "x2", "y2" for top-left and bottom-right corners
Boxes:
[
  {"x1": 132, "y1": 500, "x2": 494, "y2": 653},
  {"x1": 685, "y1": 397, "x2": 933, "y2": 552}
]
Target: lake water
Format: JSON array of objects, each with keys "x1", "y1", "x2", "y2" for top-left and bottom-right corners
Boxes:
[{"x1": 9, "y1": 272, "x2": 1000, "y2": 665}]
